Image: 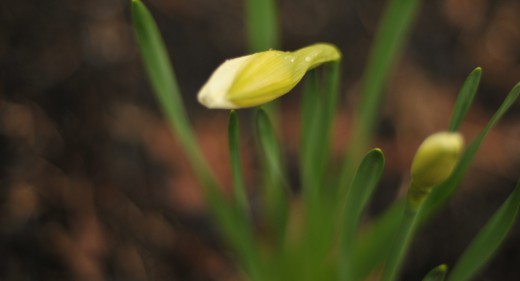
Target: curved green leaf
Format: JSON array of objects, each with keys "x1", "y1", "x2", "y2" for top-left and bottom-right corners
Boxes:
[
  {"x1": 228, "y1": 111, "x2": 249, "y2": 212},
  {"x1": 447, "y1": 181, "x2": 520, "y2": 281},
  {"x1": 256, "y1": 108, "x2": 288, "y2": 247},
  {"x1": 449, "y1": 67, "x2": 482, "y2": 131},
  {"x1": 245, "y1": 0, "x2": 279, "y2": 51},
  {"x1": 340, "y1": 148, "x2": 385, "y2": 280}
]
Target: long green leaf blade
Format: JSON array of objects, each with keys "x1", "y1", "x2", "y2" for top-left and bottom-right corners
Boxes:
[
  {"x1": 318, "y1": 62, "x2": 341, "y2": 186},
  {"x1": 449, "y1": 67, "x2": 482, "y2": 131},
  {"x1": 380, "y1": 200, "x2": 420, "y2": 281},
  {"x1": 300, "y1": 63, "x2": 341, "y2": 200},
  {"x1": 131, "y1": 0, "x2": 214, "y2": 188},
  {"x1": 131, "y1": 2, "x2": 256, "y2": 278},
  {"x1": 348, "y1": 201, "x2": 405, "y2": 281},
  {"x1": 447, "y1": 181, "x2": 520, "y2": 281},
  {"x1": 228, "y1": 111, "x2": 249, "y2": 212},
  {"x1": 256, "y1": 108, "x2": 288, "y2": 247},
  {"x1": 298, "y1": 68, "x2": 337, "y2": 280},
  {"x1": 300, "y1": 70, "x2": 321, "y2": 198},
  {"x1": 340, "y1": 148, "x2": 385, "y2": 280},
  {"x1": 245, "y1": 0, "x2": 279, "y2": 51},
  {"x1": 339, "y1": 0, "x2": 421, "y2": 192}
]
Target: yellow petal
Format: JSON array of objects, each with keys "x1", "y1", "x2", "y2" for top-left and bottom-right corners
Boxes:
[
  {"x1": 197, "y1": 43, "x2": 341, "y2": 109},
  {"x1": 197, "y1": 54, "x2": 255, "y2": 109}
]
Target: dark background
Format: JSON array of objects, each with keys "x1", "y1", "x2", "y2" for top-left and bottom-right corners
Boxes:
[{"x1": 0, "y1": 0, "x2": 519, "y2": 280}]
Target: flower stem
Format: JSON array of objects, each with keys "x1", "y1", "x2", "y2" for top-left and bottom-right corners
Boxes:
[{"x1": 381, "y1": 198, "x2": 419, "y2": 281}]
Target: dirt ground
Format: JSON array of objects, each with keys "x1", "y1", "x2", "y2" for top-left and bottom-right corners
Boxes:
[{"x1": 0, "y1": 0, "x2": 519, "y2": 280}]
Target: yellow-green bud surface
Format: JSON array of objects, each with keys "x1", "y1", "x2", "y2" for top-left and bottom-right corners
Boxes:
[{"x1": 408, "y1": 132, "x2": 464, "y2": 209}]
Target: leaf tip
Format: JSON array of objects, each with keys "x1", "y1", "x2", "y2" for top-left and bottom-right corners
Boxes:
[
  {"x1": 438, "y1": 264, "x2": 448, "y2": 272},
  {"x1": 372, "y1": 148, "x2": 384, "y2": 157}
]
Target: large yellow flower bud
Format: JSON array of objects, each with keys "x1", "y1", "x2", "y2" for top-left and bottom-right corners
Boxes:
[{"x1": 197, "y1": 43, "x2": 341, "y2": 109}]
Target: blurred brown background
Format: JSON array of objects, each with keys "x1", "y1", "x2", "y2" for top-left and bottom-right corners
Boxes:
[{"x1": 0, "y1": 0, "x2": 519, "y2": 280}]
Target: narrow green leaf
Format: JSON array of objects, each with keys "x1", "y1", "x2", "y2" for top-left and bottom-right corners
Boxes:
[
  {"x1": 380, "y1": 201, "x2": 419, "y2": 281},
  {"x1": 228, "y1": 111, "x2": 249, "y2": 212},
  {"x1": 449, "y1": 67, "x2": 482, "y2": 131},
  {"x1": 318, "y1": 62, "x2": 341, "y2": 185},
  {"x1": 215, "y1": 204, "x2": 263, "y2": 281},
  {"x1": 339, "y1": 0, "x2": 421, "y2": 193},
  {"x1": 422, "y1": 264, "x2": 448, "y2": 281},
  {"x1": 256, "y1": 108, "x2": 288, "y2": 247},
  {"x1": 228, "y1": 111, "x2": 264, "y2": 281},
  {"x1": 131, "y1": 0, "x2": 215, "y2": 189},
  {"x1": 131, "y1": 0, "x2": 234, "y2": 241},
  {"x1": 348, "y1": 201, "x2": 405, "y2": 281},
  {"x1": 131, "y1": 2, "x2": 260, "y2": 278},
  {"x1": 340, "y1": 148, "x2": 385, "y2": 280},
  {"x1": 447, "y1": 181, "x2": 520, "y2": 281},
  {"x1": 300, "y1": 63, "x2": 341, "y2": 199},
  {"x1": 245, "y1": 0, "x2": 279, "y2": 51},
  {"x1": 300, "y1": 70, "x2": 321, "y2": 198},
  {"x1": 298, "y1": 64, "x2": 341, "y2": 281}
]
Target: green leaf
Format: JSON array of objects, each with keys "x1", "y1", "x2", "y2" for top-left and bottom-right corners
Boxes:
[
  {"x1": 318, "y1": 62, "x2": 341, "y2": 187},
  {"x1": 340, "y1": 148, "x2": 385, "y2": 280},
  {"x1": 300, "y1": 63, "x2": 341, "y2": 200},
  {"x1": 339, "y1": 0, "x2": 421, "y2": 193},
  {"x1": 256, "y1": 108, "x2": 289, "y2": 248},
  {"x1": 300, "y1": 70, "x2": 321, "y2": 199},
  {"x1": 422, "y1": 264, "x2": 448, "y2": 281},
  {"x1": 228, "y1": 111, "x2": 264, "y2": 281},
  {"x1": 131, "y1": 2, "x2": 261, "y2": 279},
  {"x1": 348, "y1": 201, "x2": 405, "y2": 281},
  {"x1": 297, "y1": 64, "x2": 342, "y2": 281},
  {"x1": 228, "y1": 111, "x2": 249, "y2": 213},
  {"x1": 447, "y1": 181, "x2": 520, "y2": 281},
  {"x1": 131, "y1": 0, "x2": 214, "y2": 188},
  {"x1": 449, "y1": 67, "x2": 482, "y2": 131},
  {"x1": 380, "y1": 201, "x2": 419, "y2": 281},
  {"x1": 245, "y1": 0, "x2": 279, "y2": 51}
]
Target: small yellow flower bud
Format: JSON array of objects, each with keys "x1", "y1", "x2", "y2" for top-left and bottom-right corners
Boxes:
[
  {"x1": 197, "y1": 43, "x2": 341, "y2": 109},
  {"x1": 408, "y1": 132, "x2": 464, "y2": 209}
]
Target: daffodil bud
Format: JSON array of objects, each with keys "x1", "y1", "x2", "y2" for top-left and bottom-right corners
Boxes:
[
  {"x1": 197, "y1": 43, "x2": 341, "y2": 109},
  {"x1": 408, "y1": 132, "x2": 464, "y2": 209}
]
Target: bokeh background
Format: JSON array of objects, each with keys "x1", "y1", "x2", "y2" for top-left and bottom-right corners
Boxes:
[{"x1": 1, "y1": 0, "x2": 519, "y2": 280}]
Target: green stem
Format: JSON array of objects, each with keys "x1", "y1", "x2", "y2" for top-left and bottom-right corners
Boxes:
[
  {"x1": 228, "y1": 110, "x2": 249, "y2": 213},
  {"x1": 256, "y1": 108, "x2": 289, "y2": 249},
  {"x1": 381, "y1": 199, "x2": 419, "y2": 281},
  {"x1": 245, "y1": 0, "x2": 279, "y2": 51}
]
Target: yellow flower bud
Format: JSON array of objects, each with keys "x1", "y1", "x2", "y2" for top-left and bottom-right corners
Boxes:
[
  {"x1": 197, "y1": 43, "x2": 341, "y2": 109},
  {"x1": 408, "y1": 132, "x2": 464, "y2": 208}
]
